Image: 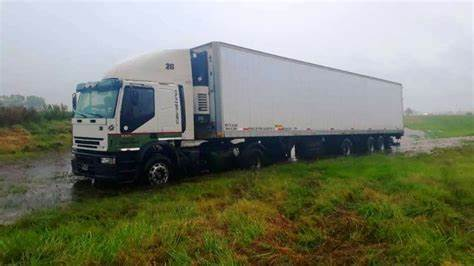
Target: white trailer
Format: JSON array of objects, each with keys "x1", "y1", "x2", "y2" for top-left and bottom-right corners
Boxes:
[
  {"x1": 71, "y1": 42, "x2": 403, "y2": 185},
  {"x1": 191, "y1": 42, "x2": 403, "y2": 139}
]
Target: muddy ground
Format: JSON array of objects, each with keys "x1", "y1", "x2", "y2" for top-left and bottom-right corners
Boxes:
[
  {"x1": 0, "y1": 129, "x2": 473, "y2": 224},
  {"x1": 396, "y1": 128, "x2": 474, "y2": 154},
  {"x1": 0, "y1": 152, "x2": 78, "y2": 224}
]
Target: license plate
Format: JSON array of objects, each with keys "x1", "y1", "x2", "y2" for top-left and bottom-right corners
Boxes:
[{"x1": 80, "y1": 163, "x2": 89, "y2": 171}]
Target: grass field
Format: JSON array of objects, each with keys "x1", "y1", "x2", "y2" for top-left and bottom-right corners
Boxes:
[
  {"x1": 1, "y1": 144, "x2": 473, "y2": 265},
  {"x1": 404, "y1": 114, "x2": 474, "y2": 138},
  {"x1": 0, "y1": 119, "x2": 71, "y2": 161}
]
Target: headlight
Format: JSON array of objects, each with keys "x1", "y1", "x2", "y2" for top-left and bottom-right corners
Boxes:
[
  {"x1": 100, "y1": 157, "x2": 116, "y2": 164},
  {"x1": 71, "y1": 153, "x2": 76, "y2": 160}
]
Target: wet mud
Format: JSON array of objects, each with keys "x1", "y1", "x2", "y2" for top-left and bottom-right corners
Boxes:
[{"x1": 395, "y1": 128, "x2": 474, "y2": 154}]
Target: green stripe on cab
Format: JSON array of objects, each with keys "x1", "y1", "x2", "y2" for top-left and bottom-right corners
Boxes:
[{"x1": 108, "y1": 133, "x2": 181, "y2": 152}]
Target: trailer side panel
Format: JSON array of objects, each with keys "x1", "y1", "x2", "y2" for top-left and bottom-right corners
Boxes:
[{"x1": 212, "y1": 43, "x2": 403, "y2": 138}]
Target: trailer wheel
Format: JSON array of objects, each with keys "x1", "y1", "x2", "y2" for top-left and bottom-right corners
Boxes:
[
  {"x1": 295, "y1": 144, "x2": 311, "y2": 160},
  {"x1": 295, "y1": 140, "x2": 323, "y2": 160},
  {"x1": 239, "y1": 148, "x2": 263, "y2": 170},
  {"x1": 367, "y1": 137, "x2": 376, "y2": 154},
  {"x1": 377, "y1": 136, "x2": 386, "y2": 152},
  {"x1": 143, "y1": 154, "x2": 173, "y2": 186},
  {"x1": 341, "y1": 138, "x2": 353, "y2": 157}
]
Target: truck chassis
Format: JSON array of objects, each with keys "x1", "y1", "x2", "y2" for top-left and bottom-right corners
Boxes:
[{"x1": 72, "y1": 133, "x2": 401, "y2": 185}]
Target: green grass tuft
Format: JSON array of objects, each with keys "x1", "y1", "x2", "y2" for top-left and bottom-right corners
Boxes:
[
  {"x1": 0, "y1": 119, "x2": 71, "y2": 161},
  {"x1": 404, "y1": 115, "x2": 474, "y2": 138}
]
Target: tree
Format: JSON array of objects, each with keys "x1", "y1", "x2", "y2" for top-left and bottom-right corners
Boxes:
[
  {"x1": 404, "y1": 107, "x2": 415, "y2": 116},
  {"x1": 25, "y1": 95, "x2": 46, "y2": 110},
  {"x1": 0, "y1": 94, "x2": 47, "y2": 110},
  {"x1": 0, "y1": 94, "x2": 25, "y2": 107}
]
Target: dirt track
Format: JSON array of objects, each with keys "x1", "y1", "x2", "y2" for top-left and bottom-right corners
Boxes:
[
  {"x1": 1, "y1": 129, "x2": 473, "y2": 224},
  {"x1": 396, "y1": 128, "x2": 474, "y2": 154}
]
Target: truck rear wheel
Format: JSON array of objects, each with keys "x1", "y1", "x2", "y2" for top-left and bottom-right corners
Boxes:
[
  {"x1": 239, "y1": 148, "x2": 263, "y2": 170},
  {"x1": 143, "y1": 154, "x2": 173, "y2": 186},
  {"x1": 264, "y1": 141, "x2": 290, "y2": 163},
  {"x1": 341, "y1": 138, "x2": 353, "y2": 156}
]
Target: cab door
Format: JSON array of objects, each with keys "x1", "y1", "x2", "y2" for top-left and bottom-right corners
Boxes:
[
  {"x1": 156, "y1": 84, "x2": 182, "y2": 134},
  {"x1": 120, "y1": 85, "x2": 156, "y2": 133}
]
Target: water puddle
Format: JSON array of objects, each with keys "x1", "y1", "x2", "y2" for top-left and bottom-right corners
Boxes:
[{"x1": 0, "y1": 151, "x2": 82, "y2": 224}]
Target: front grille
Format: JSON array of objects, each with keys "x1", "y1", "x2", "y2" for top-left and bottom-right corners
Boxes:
[
  {"x1": 75, "y1": 140, "x2": 100, "y2": 145},
  {"x1": 74, "y1": 136, "x2": 103, "y2": 149}
]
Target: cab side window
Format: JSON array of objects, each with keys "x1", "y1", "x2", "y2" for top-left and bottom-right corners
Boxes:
[{"x1": 121, "y1": 86, "x2": 155, "y2": 133}]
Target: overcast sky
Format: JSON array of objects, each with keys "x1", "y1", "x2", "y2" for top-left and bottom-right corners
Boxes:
[{"x1": 1, "y1": 1, "x2": 472, "y2": 112}]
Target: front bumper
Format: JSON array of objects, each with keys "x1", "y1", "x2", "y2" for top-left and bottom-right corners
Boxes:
[{"x1": 71, "y1": 149, "x2": 139, "y2": 183}]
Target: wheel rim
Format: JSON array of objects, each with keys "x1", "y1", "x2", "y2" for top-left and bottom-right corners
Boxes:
[
  {"x1": 379, "y1": 138, "x2": 385, "y2": 152},
  {"x1": 251, "y1": 154, "x2": 262, "y2": 170},
  {"x1": 148, "y1": 162, "x2": 169, "y2": 185},
  {"x1": 343, "y1": 143, "x2": 351, "y2": 156},
  {"x1": 368, "y1": 142, "x2": 375, "y2": 153}
]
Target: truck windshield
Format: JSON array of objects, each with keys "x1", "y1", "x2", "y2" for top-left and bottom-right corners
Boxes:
[{"x1": 74, "y1": 79, "x2": 121, "y2": 118}]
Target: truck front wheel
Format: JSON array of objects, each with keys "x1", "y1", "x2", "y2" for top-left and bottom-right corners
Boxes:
[{"x1": 143, "y1": 155, "x2": 173, "y2": 186}]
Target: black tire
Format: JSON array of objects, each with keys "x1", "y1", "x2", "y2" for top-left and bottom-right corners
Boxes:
[
  {"x1": 143, "y1": 154, "x2": 173, "y2": 186},
  {"x1": 340, "y1": 138, "x2": 353, "y2": 157},
  {"x1": 295, "y1": 144, "x2": 312, "y2": 160},
  {"x1": 207, "y1": 150, "x2": 236, "y2": 173},
  {"x1": 376, "y1": 136, "x2": 386, "y2": 152},
  {"x1": 367, "y1": 137, "x2": 376, "y2": 154},
  {"x1": 239, "y1": 148, "x2": 264, "y2": 170},
  {"x1": 295, "y1": 141, "x2": 323, "y2": 160},
  {"x1": 266, "y1": 143, "x2": 290, "y2": 163}
]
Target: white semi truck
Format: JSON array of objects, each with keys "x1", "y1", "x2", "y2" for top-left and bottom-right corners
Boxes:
[{"x1": 71, "y1": 42, "x2": 403, "y2": 185}]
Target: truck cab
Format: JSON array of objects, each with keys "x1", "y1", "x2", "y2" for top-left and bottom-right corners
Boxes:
[{"x1": 71, "y1": 49, "x2": 198, "y2": 184}]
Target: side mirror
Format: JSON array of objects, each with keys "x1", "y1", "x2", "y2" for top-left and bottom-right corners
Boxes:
[{"x1": 72, "y1": 93, "x2": 77, "y2": 110}]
